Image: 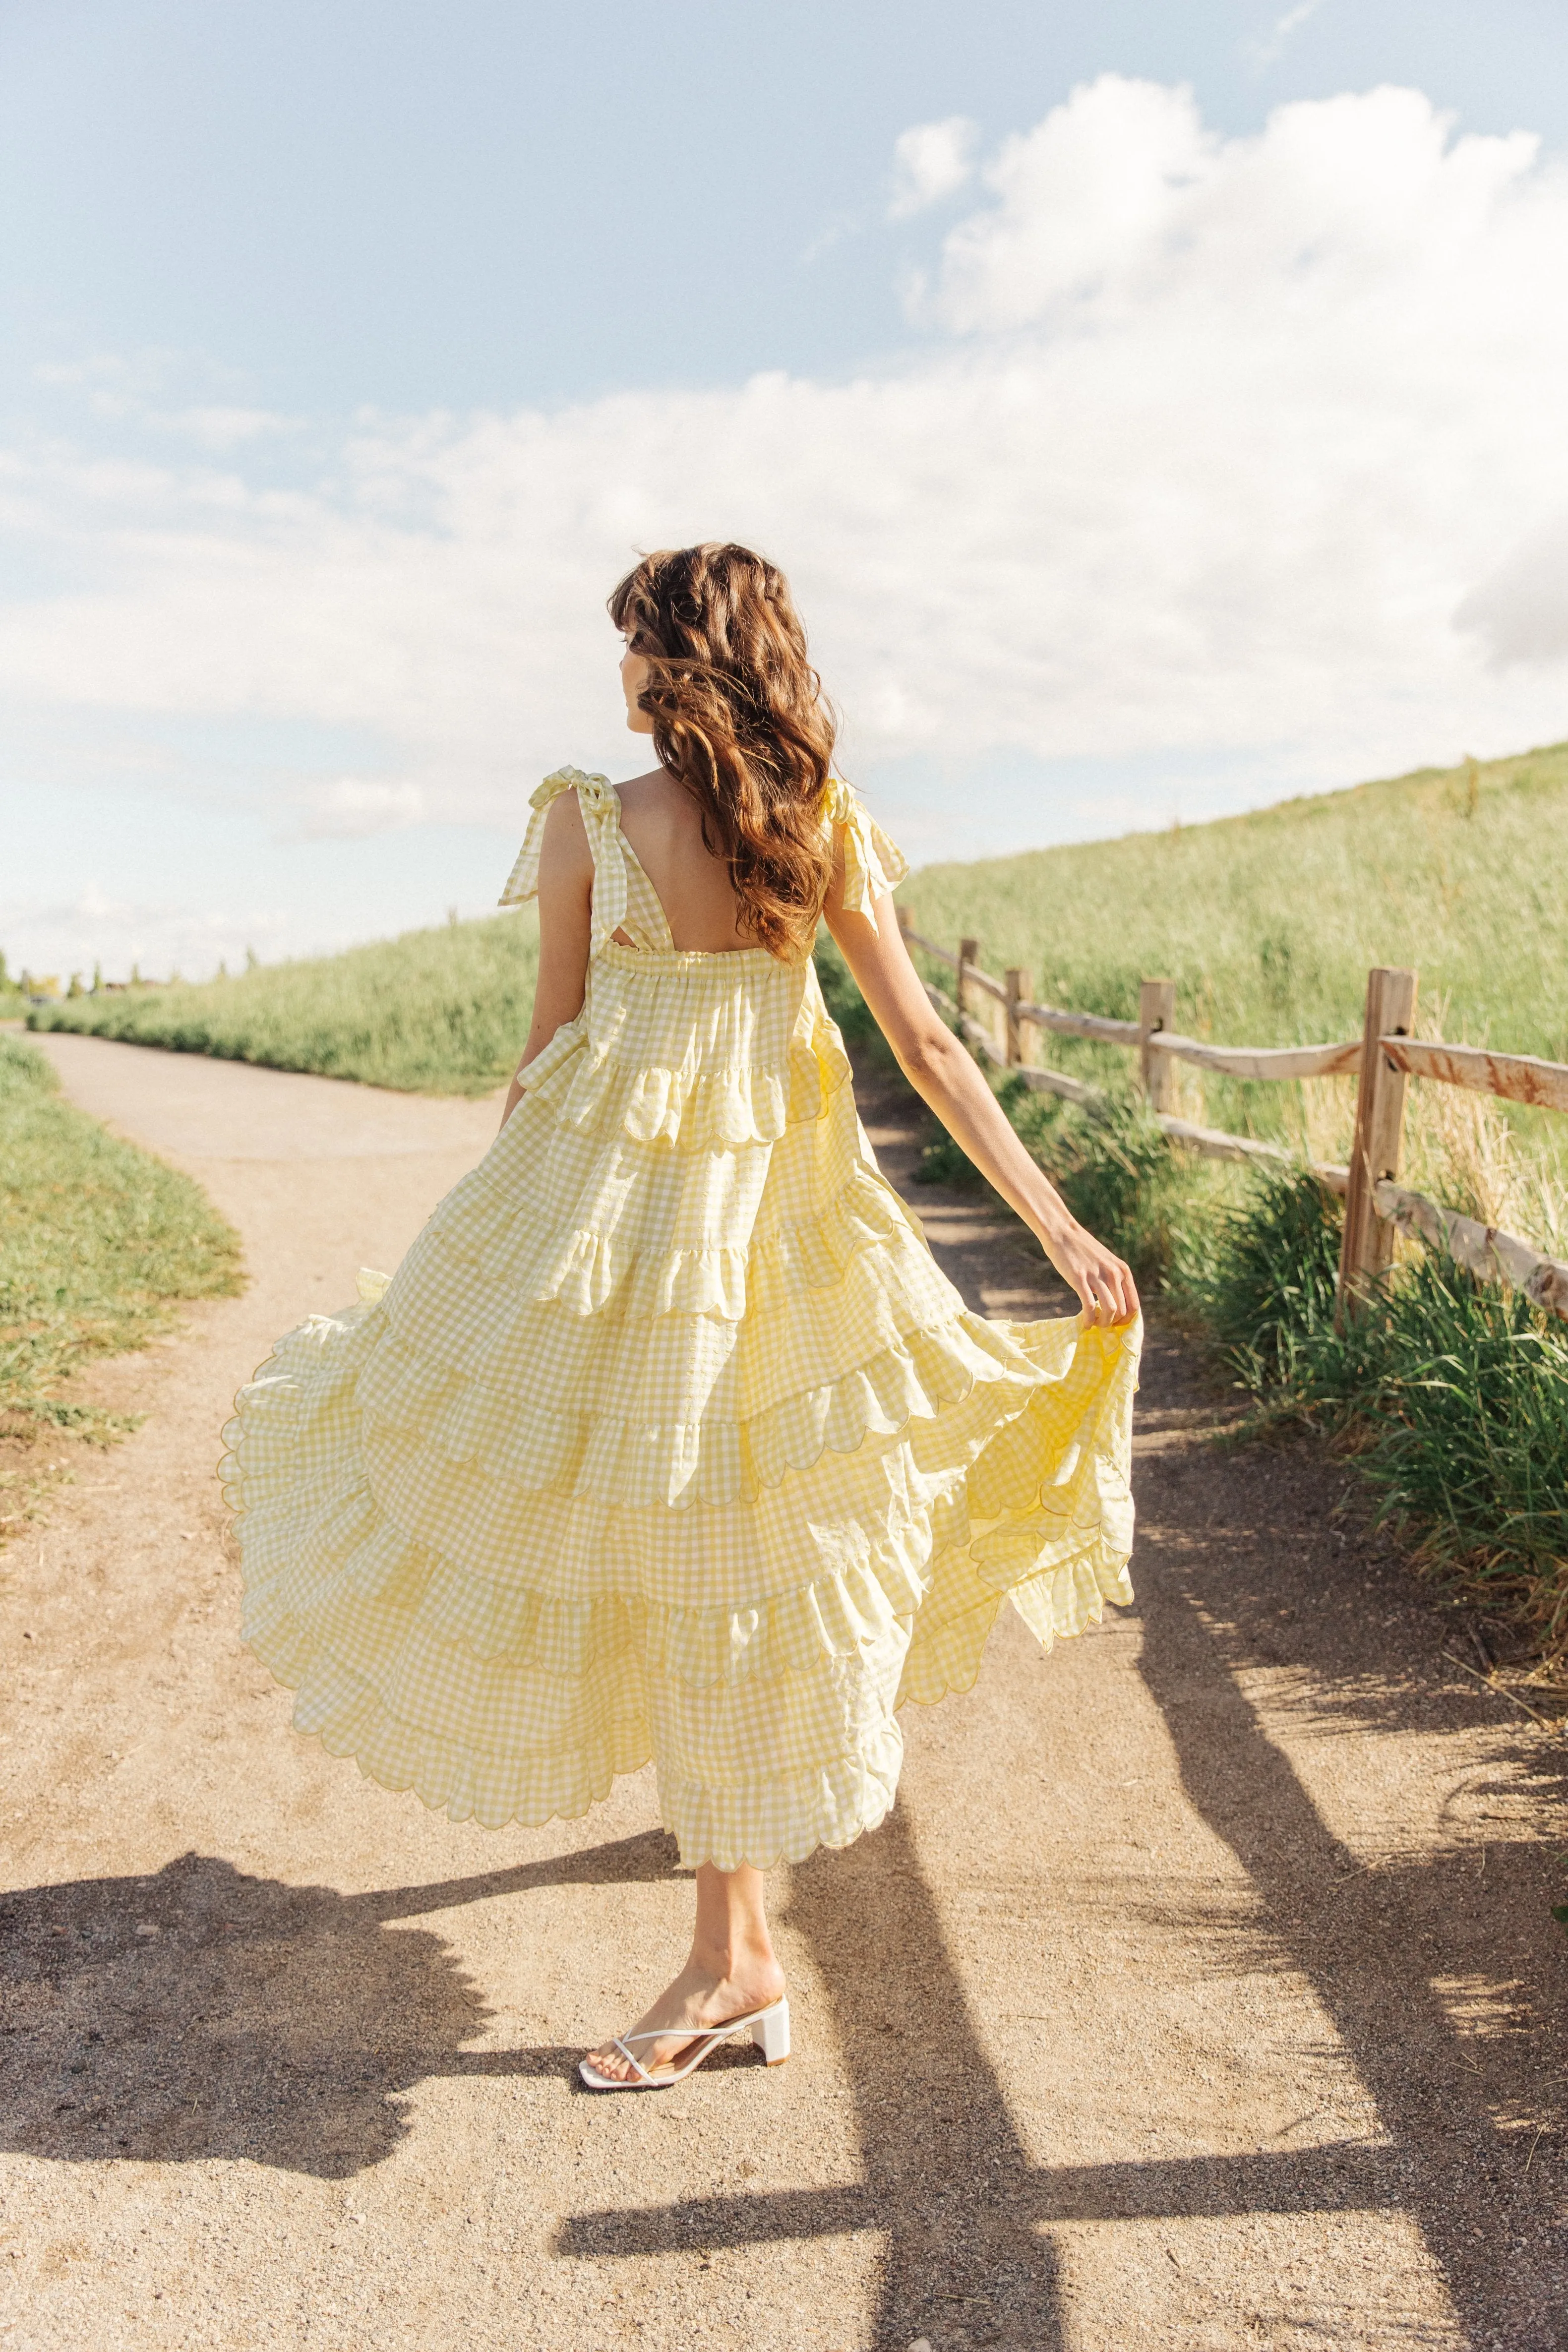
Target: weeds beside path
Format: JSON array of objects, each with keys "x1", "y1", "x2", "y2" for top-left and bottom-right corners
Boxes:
[{"x1": 1, "y1": 1035, "x2": 1565, "y2": 2350}]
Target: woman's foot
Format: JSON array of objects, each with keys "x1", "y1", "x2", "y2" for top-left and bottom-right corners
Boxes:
[{"x1": 585, "y1": 1950, "x2": 786, "y2": 2085}]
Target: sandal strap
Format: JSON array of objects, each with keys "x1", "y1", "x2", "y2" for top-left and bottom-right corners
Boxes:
[
  {"x1": 616, "y1": 2006, "x2": 765, "y2": 2049},
  {"x1": 609, "y1": 2036, "x2": 659, "y2": 2082},
  {"x1": 594, "y1": 2000, "x2": 781, "y2": 2083}
]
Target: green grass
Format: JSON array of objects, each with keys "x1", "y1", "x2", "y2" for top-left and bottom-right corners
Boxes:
[
  {"x1": 29, "y1": 910, "x2": 542, "y2": 1097},
  {"x1": 28, "y1": 741, "x2": 1566, "y2": 1120},
  {"x1": 1168, "y1": 1163, "x2": 1345, "y2": 1399},
  {"x1": 0, "y1": 1039, "x2": 243, "y2": 1525},
  {"x1": 903, "y1": 741, "x2": 1568, "y2": 1153},
  {"x1": 1171, "y1": 1165, "x2": 1568, "y2": 1668}
]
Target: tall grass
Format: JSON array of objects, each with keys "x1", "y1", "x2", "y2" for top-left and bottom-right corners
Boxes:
[
  {"x1": 1173, "y1": 1162, "x2": 1568, "y2": 1667},
  {"x1": 1353, "y1": 1261, "x2": 1568, "y2": 1655},
  {"x1": 0, "y1": 1038, "x2": 243, "y2": 1533},
  {"x1": 1169, "y1": 1161, "x2": 1345, "y2": 1399},
  {"x1": 30, "y1": 910, "x2": 541, "y2": 1096},
  {"x1": 905, "y1": 740, "x2": 1568, "y2": 1157}
]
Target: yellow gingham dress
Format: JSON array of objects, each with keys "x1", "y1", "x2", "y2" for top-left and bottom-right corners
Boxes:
[{"x1": 220, "y1": 767, "x2": 1140, "y2": 1869}]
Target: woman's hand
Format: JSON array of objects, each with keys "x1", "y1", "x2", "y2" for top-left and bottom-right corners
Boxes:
[{"x1": 1035, "y1": 1220, "x2": 1140, "y2": 1328}]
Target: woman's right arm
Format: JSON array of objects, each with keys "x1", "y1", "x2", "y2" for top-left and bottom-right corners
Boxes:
[
  {"x1": 498, "y1": 794, "x2": 595, "y2": 1129},
  {"x1": 821, "y1": 859, "x2": 1139, "y2": 1328}
]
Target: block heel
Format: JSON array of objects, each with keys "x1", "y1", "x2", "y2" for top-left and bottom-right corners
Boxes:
[{"x1": 751, "y1": 1997, "x2": 790, "y2": 2065}]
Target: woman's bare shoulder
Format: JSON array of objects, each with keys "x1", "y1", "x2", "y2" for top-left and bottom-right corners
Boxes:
[
  {"x1": 617, "y1": 767, "x2": 708, "y2": 855},
  {"x1": 614, "y1": 765, "x2": 683, "y2": 814},
  {"x1": 539, "y1": 784, "x2": 593, "y2": 876}
]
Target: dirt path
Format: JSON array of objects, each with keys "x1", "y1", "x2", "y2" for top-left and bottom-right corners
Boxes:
[{"x1": 3, "y1": 1035, "x2": 1565, "y2": 2352}]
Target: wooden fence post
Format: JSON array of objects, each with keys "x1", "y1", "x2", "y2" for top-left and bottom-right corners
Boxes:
[
  {"x1": 1337, "y1": 965, "x2": 1418, "y2": 1321},
  {"x1": 1004, "y1": 967, "x2": 1031, "y2": 1067},
  {"x1": 957, "y1": 936, "x2": 978, "y2": 1033},
  {"x1": 1139, "y1": 978, "x2": 1177, "y2": 1112}
]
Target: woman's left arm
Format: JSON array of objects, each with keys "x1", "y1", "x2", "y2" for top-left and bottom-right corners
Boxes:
[
  {"x1": 821, "y1": 873, "x2": 1139, "y2": 1327},
  {"x1": 498, "y1": 793, "x2": 595, "y2": 1129}
]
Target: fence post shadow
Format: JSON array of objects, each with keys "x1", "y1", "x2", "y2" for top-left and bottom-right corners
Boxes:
[
  {"x1": 782, "y1": 1804, "x2": 1066, "y2": 2351},
  {"x1": 1130, "y1": 1526, "x2": 1568, "y2": 2348}
]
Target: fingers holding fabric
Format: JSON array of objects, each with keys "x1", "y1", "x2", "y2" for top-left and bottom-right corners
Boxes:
[{"x1": 1044, "y1": 1227, "x2": 1141, "y2": 1328}]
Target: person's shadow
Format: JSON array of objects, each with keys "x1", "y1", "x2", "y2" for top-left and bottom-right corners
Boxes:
[{"x1": 0, "y1": 1830, "x2": 688, "y2": 2178}]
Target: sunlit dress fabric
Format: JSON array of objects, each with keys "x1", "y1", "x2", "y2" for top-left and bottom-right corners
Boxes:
[{"x1": 220, "y1": 767, "x2": 1141, "y2": 1869}]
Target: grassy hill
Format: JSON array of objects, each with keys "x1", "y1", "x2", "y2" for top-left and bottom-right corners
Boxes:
[
  {"x1": 905, "y1": 741, "x2": 1568, "y2": 1059},
  {"x1": 29, "y1": 741, "x2": 1568, "y2": 1116},
  {"x1": 29, "y1": 908, "x2": 541, "y2": 1097},
  {"x1": 899, "y1": 741, "x2": 1568, "y2": 1171}
]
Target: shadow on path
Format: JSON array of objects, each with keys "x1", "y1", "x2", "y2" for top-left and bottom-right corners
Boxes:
[
  {"x1": 0, "y1": 1830, "x2": 681, "y2": 2178},
  {"x1": 552, "y1": 1338, "x2": 1568, "y2": 2348},
  {"x1": 557, "y1": 1582, "x2": 1567, "y2": 2350},
  {"x1": 7, "y1": 1573, "x2": 1566, "y2": 2345}
]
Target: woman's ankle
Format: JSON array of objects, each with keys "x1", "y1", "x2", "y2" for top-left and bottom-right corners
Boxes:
[{"x1": 688, "y1": 1934, "x2": 781, "y2": 1987}]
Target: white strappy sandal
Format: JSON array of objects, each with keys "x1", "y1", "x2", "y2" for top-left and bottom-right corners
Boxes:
[{"x1": 578, "y1": 1996, "x2": 790, "y2": 2091}]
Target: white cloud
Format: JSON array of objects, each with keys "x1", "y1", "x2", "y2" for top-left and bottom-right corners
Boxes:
[
  {"x1": 888, "y1": 116, "x2": 978, "y2": 220},
  {"x1": 1456, "y1": 514, "x2": 1568, "y2": 666},
  {"x1": 1250, "y1": 1, "x2": 1324, "y2": 71},
  {"x1": 293, "y1": 776, "x2": 425, "y2": 838},
  {"x1": 166, "y1": 406, "x2": 295, "y2": 451},
  {"x1": 5, "y1": 77, "x2": 1568, "y2": 926},
  {"x1": 921, "y1": 77, "x2": 1215, "y2": 328}
]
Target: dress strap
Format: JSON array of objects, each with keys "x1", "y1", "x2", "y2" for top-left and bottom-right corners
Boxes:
[
  {"x1": 820, "y1": 777, "x2": 909, "y2": 934},
  {"x1": 498, "y1": 767, "x2": 629, "y2": 956}
]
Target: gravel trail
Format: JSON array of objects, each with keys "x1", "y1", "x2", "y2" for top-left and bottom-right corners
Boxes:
[{"x1": 2, "y1": 1032, "x2": 1565, "y2": 2351}]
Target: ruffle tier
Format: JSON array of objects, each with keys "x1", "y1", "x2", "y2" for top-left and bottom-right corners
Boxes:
[
  {"x1": 511, "y1": 946, "x2": 852, "y2": 1152},
  {"x1": 413, "y1": 1146, "x2": 928, "y2": 1327},
  {"x1": 355, "y1": 1303, "x2": 1053, "y2": 1510},
  {"x1": 220, "y1": 1289, "x2": 1138, "y2": 1864},
  {"x1": 221, "y1": 919, "x2": 1141, "y2": 1869},
  {"x1": 227, "y1": 1308, "x2": 1131, "y2": 1677}
]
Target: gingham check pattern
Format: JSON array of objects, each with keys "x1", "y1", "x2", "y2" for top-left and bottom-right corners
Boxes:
[{"x1": 221, "y1": 776, "x2": 1140, "y2": 1869}]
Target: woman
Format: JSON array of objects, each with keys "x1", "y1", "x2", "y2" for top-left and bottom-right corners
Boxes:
[{"x1": 221, "y1": 542, "x2": 1140, "y2": 2092}]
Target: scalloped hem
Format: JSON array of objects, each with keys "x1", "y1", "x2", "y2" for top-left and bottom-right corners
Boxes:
[
  {"x1": 221, "y1": 1261, "x2": 1140, "y2": 1866},
  {"x1": 657, "y1": 1734, "x2": 904, "y2": 1871},
  {"x1": 230, "y1": 1508, "x2": 1136, "y2": 1866},
  {"x1": 252, "y1": 1629, "x2": 654, "y2": 1831},
  {"x1": 245, "y1": 1608, "x2": 909, "y2": 1868}
]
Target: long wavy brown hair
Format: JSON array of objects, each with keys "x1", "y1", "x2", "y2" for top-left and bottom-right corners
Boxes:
[{"x1": 608, "y1": 543, "x2": 838, "y2": 962}]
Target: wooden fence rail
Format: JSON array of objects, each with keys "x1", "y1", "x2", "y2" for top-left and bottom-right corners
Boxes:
[
  {"x1": 893, "y1": 909, "x2": 1568, "y2": 1323},
  {"x1": 1374, "y1": 1183, "x2": 1568, "y2": 1320},
  {"x1": 1377, "y1": 1038, "x2": 1568, "y2": 1116},
  {"x1": 1147, "y1": 1033, "x2": 1363, "y2": 1083}
]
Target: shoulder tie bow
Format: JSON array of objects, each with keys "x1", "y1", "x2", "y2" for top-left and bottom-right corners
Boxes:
[
  {"x1": 819, "y1": 776, "x2": 909, "y2": 934},
  {"x1": 498, "y1": 767, "x2": 628, "y2": 956}
]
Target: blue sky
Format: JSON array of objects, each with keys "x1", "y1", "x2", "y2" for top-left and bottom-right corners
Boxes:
[{"x1": 4, "y1": 0, "x2": 1568, "y2": 981}]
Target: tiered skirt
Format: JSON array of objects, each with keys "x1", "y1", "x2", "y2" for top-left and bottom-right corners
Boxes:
[{"x1": 220, "y1": 942, "x2": 1140, "y2": 1869}]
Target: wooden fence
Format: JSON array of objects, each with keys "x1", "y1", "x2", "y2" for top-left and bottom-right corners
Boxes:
[{"x1": 895, "y1": 909, "x2": 1568, "y2": 1324}]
